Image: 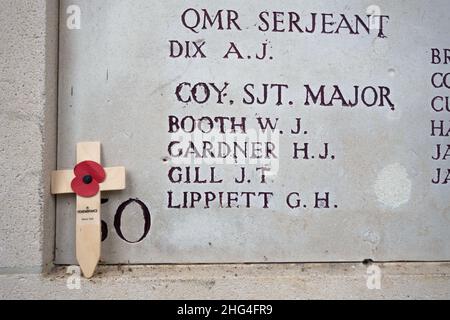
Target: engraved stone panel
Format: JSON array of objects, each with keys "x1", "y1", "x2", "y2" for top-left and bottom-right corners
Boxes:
[{"x1": 56, "y1": 0, "x2": 450, "y2": 264}]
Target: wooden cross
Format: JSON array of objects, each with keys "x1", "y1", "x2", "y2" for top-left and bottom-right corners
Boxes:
[{"x1": 51, "y1": 142, "x2": 126, "y2": 278}]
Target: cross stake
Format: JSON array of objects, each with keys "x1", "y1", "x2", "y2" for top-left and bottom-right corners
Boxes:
[{"x1": 51, "y1": 142, "x2": 126, "y2": 278}]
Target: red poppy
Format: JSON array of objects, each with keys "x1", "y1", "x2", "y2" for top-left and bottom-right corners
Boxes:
[{"x1": 71, "y1": 161, "x2": 106, "y2": 197}]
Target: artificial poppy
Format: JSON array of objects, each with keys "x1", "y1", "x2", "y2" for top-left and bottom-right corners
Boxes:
[{"x1": 71, "y1": 161, "x2": 106, "y2": 197}]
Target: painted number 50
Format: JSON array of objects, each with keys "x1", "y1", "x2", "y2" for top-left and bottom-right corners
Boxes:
[{"x1": 101, "y1": 198, "x2": 152, "y2": 244}]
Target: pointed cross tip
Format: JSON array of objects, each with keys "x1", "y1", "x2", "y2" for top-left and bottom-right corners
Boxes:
[{"x1": 79, "y1": 261, "x2": 99, "y2": 279}]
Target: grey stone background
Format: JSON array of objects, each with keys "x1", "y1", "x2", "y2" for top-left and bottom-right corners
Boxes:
[
  {"x1": 0, "y1": 0, "x2": 58, "y2": 274},
  {"x1": 0, "y1": 0, "x2": 449, "y2": 299}
]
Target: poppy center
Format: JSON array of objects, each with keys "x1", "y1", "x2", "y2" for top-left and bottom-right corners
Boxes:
[{"x1": 83, "y1": 175, "x2": 93, "y2": 184}]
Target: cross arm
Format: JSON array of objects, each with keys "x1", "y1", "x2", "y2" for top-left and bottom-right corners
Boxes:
[{"x1": 51, "y1": 167, "x2": 126, "y2": 194}]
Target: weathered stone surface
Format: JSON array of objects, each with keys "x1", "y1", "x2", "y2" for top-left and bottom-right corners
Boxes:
[
  {"x1": 0, "y1": 0, "x2": 58, "y2": 270},
  {"x1": 1, "y1": 263, "x2": 450, "y2": 300}
]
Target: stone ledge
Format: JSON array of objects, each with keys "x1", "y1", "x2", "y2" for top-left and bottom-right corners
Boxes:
[{"x1": 1, "y1": 262, "x2": 449, "y2": 299}]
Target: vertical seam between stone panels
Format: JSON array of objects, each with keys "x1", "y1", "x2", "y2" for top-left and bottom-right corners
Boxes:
[
  {"x1": 40, "y1": 0, "x2": 61, "y2": 274},
  {"x1": 52, "y1": 0, "x2": 62, "y2": 270}
]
